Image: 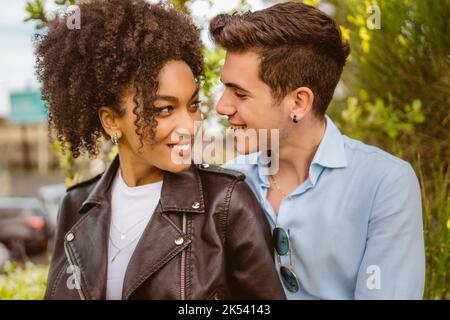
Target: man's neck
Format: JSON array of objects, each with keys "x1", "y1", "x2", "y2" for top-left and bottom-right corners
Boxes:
[{"x1": 273, "y1": 115, "x2": 326, "y2": 186}]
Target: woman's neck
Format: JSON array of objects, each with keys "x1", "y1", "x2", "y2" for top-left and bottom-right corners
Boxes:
[{"x1": 118, "y1": 151, "x2": 164, "y2": 187}]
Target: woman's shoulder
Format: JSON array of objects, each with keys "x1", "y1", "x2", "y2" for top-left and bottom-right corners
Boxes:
[
  {"x1": 195, "y1": 164, "x2": 259, "y2": 208},
  {"x1": 66, "y1": 172, "x2": 104, "y2": 193},
  {"x1": 59, "y1": 173, "x2": 103, "y2": 214},
  {"x1": 195, "y1": 163, "x2": 246, "y2": 181}
]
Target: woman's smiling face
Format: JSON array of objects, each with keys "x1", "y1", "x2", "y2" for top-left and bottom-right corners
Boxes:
[{"x1": 104, "y1": 60, "x2": 202, "y2": 175}]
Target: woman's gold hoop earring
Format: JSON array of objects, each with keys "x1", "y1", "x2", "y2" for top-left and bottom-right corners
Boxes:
[{"x1": 111, "y1": 133, "x2": 119, "y2": 145}]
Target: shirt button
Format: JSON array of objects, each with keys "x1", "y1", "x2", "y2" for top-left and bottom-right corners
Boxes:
[
  {"x1": 66, "y1": 232, "x2": 75, "y2": 242},
  {"x1": 175, "y1": 236, "x2": 184, "y2": 245},
  {"x1": 192, "y1": 202, "x2": 200, "y2": 209}
]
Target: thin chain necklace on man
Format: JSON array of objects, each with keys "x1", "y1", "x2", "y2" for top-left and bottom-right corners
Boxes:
[{"x1": 269, "y1": 175, "x2": 288, "y2": 197}]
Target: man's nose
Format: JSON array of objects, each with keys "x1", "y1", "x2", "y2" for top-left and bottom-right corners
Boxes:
[{"x1": 215, "y1": 92, "x2": 236, "y2": 117}]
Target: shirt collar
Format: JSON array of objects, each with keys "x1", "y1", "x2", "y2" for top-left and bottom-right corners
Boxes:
[{"x1": 311, "y1": 115, "x2": 347, "y2": 169}]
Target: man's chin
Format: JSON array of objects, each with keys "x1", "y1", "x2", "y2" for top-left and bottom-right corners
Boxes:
[{"x1": 235, "y1": 144, "x2": 259, "y2": 155}]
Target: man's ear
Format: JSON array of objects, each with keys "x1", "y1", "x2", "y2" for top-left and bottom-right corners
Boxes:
[
  {"x1": 290, "y1": 87, "x2": 314, "y2": 121},
  {"x1": 98, "y1": 106, "x2": 122, "y2": 137}
]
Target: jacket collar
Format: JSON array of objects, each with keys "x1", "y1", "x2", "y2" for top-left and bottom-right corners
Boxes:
[{"x1": 78, "y1": 154, "x2": 206, "y2": 215}]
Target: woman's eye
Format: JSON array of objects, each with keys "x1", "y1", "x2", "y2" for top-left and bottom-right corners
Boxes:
[
  {"x1": 156, "y1": 106, "x2": 174, "y2": 116},
  {"x1": 189, "y1": 100, "x2": 202, "y2": 113}
]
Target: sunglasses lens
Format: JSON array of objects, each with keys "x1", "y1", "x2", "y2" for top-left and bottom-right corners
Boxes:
[
  {"x1": 273, "y1": 227, "x2": 289, "y2": 255},
  {"x1": 280, "y1": 265, "x2": 300, "y2": 293}
]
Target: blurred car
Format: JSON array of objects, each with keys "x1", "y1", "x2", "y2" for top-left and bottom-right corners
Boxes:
[
  {"x1": 37, "y1": 183, "x2": 66, "y2": 230},
  {"x1": 0, "y1": 197, "x2": 52, "y2": 259},
  {"x1": 0, "y1": 242, "x2": 10, "y2": 270}
]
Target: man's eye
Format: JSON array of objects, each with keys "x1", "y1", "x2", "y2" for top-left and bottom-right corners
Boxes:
[
  {"x1": 156, "y1": 106, "x2": 174, "y2": 116},
  {"x1": 234, "y1": 91, "x2": 247, "y2": 99},
  {"x1": 189, "y1": 100, "x2": 202, "y2": 113}
]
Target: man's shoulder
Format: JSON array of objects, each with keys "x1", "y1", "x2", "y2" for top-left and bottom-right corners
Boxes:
[
  {"x1": 342, "y1": 135, "x2": 411, "y2": 172},
  {"x1": 341, "y1": 135, "x2": 420, "y2": 199},
  {"x1": 223, "y1": 153, "x2": 259, "y2": 168},
  {"x1": 222, "y1": 153, "x2": 260, "y2": 180}
]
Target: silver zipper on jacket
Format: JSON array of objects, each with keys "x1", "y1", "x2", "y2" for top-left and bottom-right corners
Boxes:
[
  {"x1": 180, "y1": 213, "x2": 187, "y2": 300},
  {"x1": 63, "y1": 239, "x2": 86, "y2": 300}
]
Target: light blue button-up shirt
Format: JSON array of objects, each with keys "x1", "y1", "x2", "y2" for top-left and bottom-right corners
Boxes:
[{"x1": 224, "y1": 115, "x2": 425, "y2": 299}]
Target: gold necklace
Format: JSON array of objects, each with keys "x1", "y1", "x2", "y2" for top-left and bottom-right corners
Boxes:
[{"x1": 269, "y1": 175, "x2": 288, "y2": 197}]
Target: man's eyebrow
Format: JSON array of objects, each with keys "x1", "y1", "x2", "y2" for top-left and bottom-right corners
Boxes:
[
  {"x1": 155, "y1": 87, "x2": 199, "y2": 103},
  {"x1": 220, "y1": 78, "x2": 251, "y2": 94}
]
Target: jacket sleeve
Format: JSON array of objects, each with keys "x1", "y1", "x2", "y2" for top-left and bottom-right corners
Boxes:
[
  {"x1": 44, "y1": 190, "x2": 75, "y2": 299},
  {"x1": 225, "y1": 180, "x2": 286, "y2": 300}
]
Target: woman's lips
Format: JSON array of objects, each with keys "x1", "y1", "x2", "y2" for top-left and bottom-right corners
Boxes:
[{"x1": 167, "y1": 143, "x2": 191, "y2": 157}]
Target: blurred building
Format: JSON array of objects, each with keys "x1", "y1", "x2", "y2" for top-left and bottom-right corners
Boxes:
[{"x1": 0, "y1": 89, "x2": 58, "y2": 173}]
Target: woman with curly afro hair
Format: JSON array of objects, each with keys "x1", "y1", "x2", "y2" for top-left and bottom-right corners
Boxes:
[{"x1": 37, "y1": 0, "x2": 285, "y2": 300}]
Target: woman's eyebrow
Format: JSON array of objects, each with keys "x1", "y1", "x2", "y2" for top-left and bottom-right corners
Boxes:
[
  {"x1": 190, "y1": 87, "x2": 200, "y2": 100},
  {"x1": 155, "y1": 87, "x2": 199, "y2": 103}
]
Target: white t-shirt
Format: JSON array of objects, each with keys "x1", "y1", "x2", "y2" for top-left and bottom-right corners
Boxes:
[{"x1": 106, "y1": 169, "x2": 162, "y2": 300}]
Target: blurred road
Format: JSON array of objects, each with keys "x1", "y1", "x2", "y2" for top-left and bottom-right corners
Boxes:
[{"x1": 1, "y1": 171, "x2": 64, "y2": 197}]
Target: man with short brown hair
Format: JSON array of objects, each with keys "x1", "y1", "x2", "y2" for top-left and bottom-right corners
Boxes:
[{"x1": 212, "y1": 2, "x2": 425, "y2": 299}]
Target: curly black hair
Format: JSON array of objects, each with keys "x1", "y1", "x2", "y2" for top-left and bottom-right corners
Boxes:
[{"x1": 35, "y1": 0, "x2": 204, "y2": 158}]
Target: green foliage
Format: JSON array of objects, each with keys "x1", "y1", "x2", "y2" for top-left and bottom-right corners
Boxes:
[
  {"x1": 338, "y1": 94, "x2": 424, "y2": 156},
  {"x1": 330, "y1": 0, "x2": 449, "y2": 162},
  {"x1": 24, "y1": 0, "x2": 47, "y2": 26},
  {"x1": 0, "y1": 262, "x2": 49, "y2": 300},
  {"x1": 171, "y1": 0, "x2": 191, "y2": 14},
  {"x1": 52, "y1": 140, "x2": 81, "y2": 187},
  {"x1": 201, "y1": 47, "x2": 225, "y2": 121},
  {"x1": 418, "y1": 157, "x2": 450, "y2": 300}
]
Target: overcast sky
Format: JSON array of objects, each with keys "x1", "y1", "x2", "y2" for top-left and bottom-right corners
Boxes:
[{"x1": 0, "y1": 0, "x2": 269, "y2": 117}]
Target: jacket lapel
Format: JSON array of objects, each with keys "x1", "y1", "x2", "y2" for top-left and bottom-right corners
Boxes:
[{"x1": 121, "y1": 205, "x2": 192, "y2": 299}]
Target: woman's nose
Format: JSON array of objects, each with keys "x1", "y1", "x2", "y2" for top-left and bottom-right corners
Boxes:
[{"x1": 172, "y1": 110, "x2": 198, "y2": 141}]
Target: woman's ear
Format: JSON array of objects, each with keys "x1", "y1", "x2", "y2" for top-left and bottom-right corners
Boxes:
[
  {"x1": 290, "y1": 87, "x2": 314, "y2": 122},
  {"x1": 98, "y1": 106, "x2": 122, "y2": 138}
]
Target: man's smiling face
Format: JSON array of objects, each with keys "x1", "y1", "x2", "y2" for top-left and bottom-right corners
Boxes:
[{"x1": 216, "y1": 51, "x2": 290, "y2": 154}]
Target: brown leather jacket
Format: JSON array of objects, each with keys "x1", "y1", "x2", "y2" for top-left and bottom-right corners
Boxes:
[{"x1": 44, "y1": 155, "x2": 286, "y2": 300}]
